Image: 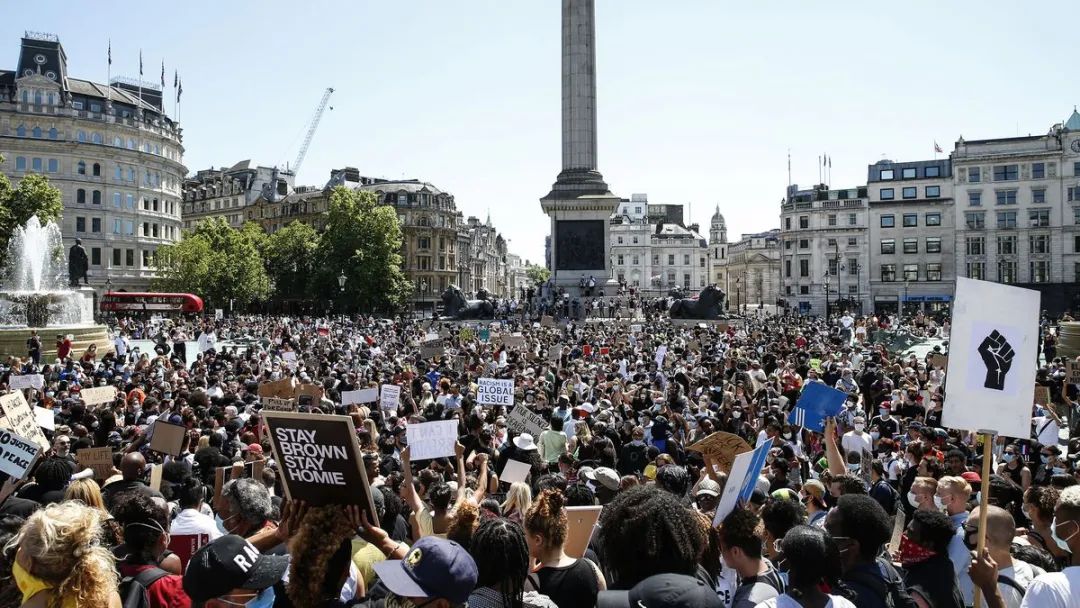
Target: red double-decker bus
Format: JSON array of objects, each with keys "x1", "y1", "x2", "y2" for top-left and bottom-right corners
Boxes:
[{"x1": 100, "y1": 292, "x2": 204, "y2": 314}]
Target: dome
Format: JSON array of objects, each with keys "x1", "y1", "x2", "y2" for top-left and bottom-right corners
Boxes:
[
  {"x1": 711, "y1": 205, "x2": 726, "y2": 226},
  {"x1": 1066, "y1": 107, "x2": 1080, "y2": 131}
]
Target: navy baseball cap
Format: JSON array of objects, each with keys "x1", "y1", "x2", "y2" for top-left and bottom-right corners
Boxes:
[
  {"x1": 183, "y1": 535, "x2": 288, "y2": 602},
  {"x1": 372, "y1": 536, "x2": 477, "y2": 604}
]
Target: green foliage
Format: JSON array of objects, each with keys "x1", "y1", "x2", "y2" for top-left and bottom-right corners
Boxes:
[
  {"x1": 153, "y1": 217, "x2": 270, "y2": 307},
  {"x1": 525, "y1": 264, "x2": 551, "y2": 285},
  {"x1": 264, "y1": 220, "x2": 319, "y2": 299},
  {"x1": 0, "y1": 155, "x2": 63, "y2": 265}
]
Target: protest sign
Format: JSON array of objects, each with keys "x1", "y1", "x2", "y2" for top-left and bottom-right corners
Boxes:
[
  {"x1": 296, "y1": 383, "x2": 324, "y2": 404},
  {"x1": 0, "y1": 391, "x2": 49, "y2": 450},
  {"x1": 717, "y1": 322, "x2": 730, "y2": 333},
  {"x1": 541, "y1": 315, "x2": 555, "y2": 327},
  {"x1": 564, "y1": 506, "x2": 602, "y2": 559},
  {"x1": 34, "y1": 407, "x2": 54, "y2": 431},
  {"x1": 79, "y1": 385, "x2": 117, "y2": 405},
  {"x1": 342, "y1": 388, "x2": 378, "y2": 406},
  {"x1": 1068, "y1": 360, "x2": 1080, "y2": 385},
  {"x1": 929, "y1": 354, "x2": 948, "y2": 370},
  {"x1": 687, "y1": 431, "x2": 752, "y2": 474},
  {"x1": 630, "y1": 324, "x2": 642, "y2": 333},
  {"x1": 258, "y1": 378, "x2": 297, "y2": 400},
  {"x1": 477, "y1": 378, "x2": 514, "y2": 406},
  {"x1": 215, "y1": 309, "x2": 224, "y2": 320},
  {"x1": 582, "y1": 344, "x2": 592, "y2": 357},
  {"x1": 788, "y1": 382, "x2": 848, "y2": 434},
  {"x1": 548, "y1": 346, "x2": 562, "y2": 363},
  {"x1": 502, "y1": 335, "x2": 525, "y2": 349},
  {"x1": 943, "y1": 278, "x2": 1039, "y2": 439},
  {"x1": 262, "y1": 412, "x2": 377, "y2": 518},
  {"x1": 1035, "y1": 386, "x2": 1051, "y2": 406},
  {"x1": 424, "y1": 332, "x2": 440, "y2": 343},
  {"x1": 260, "y1": 397, "x2": 297, "y2": 412},
  {"x1": 459, "y1": 327, "x2": 475, "y2": 341},
  {"x1": 501, "y1": 459, "x2": 532, "y2": 485},
  {"x1": 149, "y1": 464, "x2": 163, "y2": 492},
  {"x1": 406, "y1": 420, "x2": 459, "y2": 461},
  {"x1": 149, "y1": 420, "x2": 187, "y2": 457},
  {"x1": 479, "y1": 328, "x2": 491, "y2": 342},
  {"x1": 505, "y1": 405, "x2": 548, "y2": 437},
  {"x1": 76, "y1": 446, "x2": 114, "y2": 479},
  {"x1": 654, "y1": 345, "x2": 668, "y2": 367},
  {"x1": 0, "y1": 428, "x2": 39, "y2": 480},
  {"x1": 713, "y1": 442, "x2": 771, "y2": 527},
  {"x1": 282, "y1": 351, "x2": 298, "y2": 369},
  {"x1": 8, "y1": 374, "x2": 43, "y2": 390},
  {"x1": 380, "y1": 384, "x2": 401, "y2": 411},
  {"x1": 420, "y1": 345, "x2": 444, "y2": 360}
]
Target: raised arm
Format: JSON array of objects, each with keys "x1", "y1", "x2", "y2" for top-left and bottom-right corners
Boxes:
[
  {"x1": 472, "y1": 452, "x2": 489, "y2": 503},
  {"x1": 453, "y1": 441, "x2": 468, "y2": 509},
  {"x1": 824, "y1": 417, "x2": 846, "y2": 477},
  {"x1": 400, "y1": 446, "x2": 423, "y2": 515}
]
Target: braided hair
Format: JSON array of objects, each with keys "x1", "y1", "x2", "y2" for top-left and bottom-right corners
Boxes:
[
  {"x1": 469, "y1": 518, "x2": 530, "y2": 608},
  {"x1": 780, "y1": 525, "x2": 854, "y2": 600}
]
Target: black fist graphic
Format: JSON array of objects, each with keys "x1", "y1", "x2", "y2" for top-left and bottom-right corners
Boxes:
[{"x1": 977, "y1": 330, "x2": 1014, "y2": 391}]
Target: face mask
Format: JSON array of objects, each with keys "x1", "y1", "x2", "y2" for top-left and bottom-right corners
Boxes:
[
  {"x1": 870, "y1": 432, "x2": 880, "y2": 441},
  {"x1": 973, "y1": 492, "x2": 981, "y2": 504},
  {"x1": 783, "y1": 432, "x2": 793, "y2": 440},
  {"x1": 848, "y1": 463, "x2": 861, "y2": 472},
  {"x1": 219, "y1": 587, "x2": 276, "y2": 608},
  {"x1": 907, "y1": 491, "x2": 920, "y2": 507},
  {"x1": 732, "y1": 411, "x2": 741, "y2": 419},
  {"x1": 1052, "y1": 517, "x2": 1077, "y2": 552},
  {"x1": 854, "y1": 423, "x2": 865, "y2": 432},
  {"x1": 898, "y1": 533, "x2": 937, "y2": 567},
  {"x1": 880, "y1": 410, "x2": 891, "y2": 419},
  {"x1": 1053, "y1": 467, "x2": 1067, "y2": 476},
  {"x1": 1041, "y1": 455, "x2": 1051, "y2": 465},
  {"x1": 933, "y1": 495, "x2": 946, "y2": 511},
  {"x1": 1002, "y1": 453, "x2": 1015, "y2": 464},
  {"x1": 215, "y1": 513, "x2": 235, "y2": 535}
]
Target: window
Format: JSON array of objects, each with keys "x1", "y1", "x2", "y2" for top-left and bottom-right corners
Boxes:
[
  {"x1": 828, "y1": 214, "x2": 837, "y2": 226},
  {"x1": 75, "y1": 218, "x2": 85, "y2": 233},
  {"x1": 48, "y1": 128, "x2": 57, "y2": 140},
  {"x1": 632, "y1": 255, "x2": 639, "y2": 265},
  {"x1": 880, "y1": 264, "x2": 897, "y2": 282},
  {"x1": 15, "y1": 125, "x2": 25, "y2": 137},
  {"x1": 632, "y1": 236, "x2": 638, "y2": 244},
  {"x1": 828, "y1": 258, "x2": 839, "y2": 276},
  {"x1": 785, "y1": 217, "x2": 791, "y2": 230},
  {"x1": 926, "y1": 238, "x2": 941, "y2": 253},
  {"x1": 966, "y1": 236, "x2": 985, "y2": 255},
  {"x1": 1033, "y1": 162, "x2": 1045, "y2": 179},
  {"x1": 1075, "y1": 207, "x2": 1080, "y2": 225},
  {"x1": 785, "y1": 260, "x2": 791, "y2": 278},
  {"x1": 827, "y1": 238, "x2": 837, "y2": 247},
  {"x1": 1032, "y1": 188, "x2": 1046, "y2": 204},
  {"x1": 799, "y1": 216, "x2": 809, "y2": 229},
  {"x1": 880, "y1": 188, "x2": 895, "y2": 200},
  {"x1": 76, "y1": 161, "x2": 86, "y2": 175},
  {"x1": 969, "y1": 191, "x2": 982, "y2": 206},
  {"x1": 91, "y1": 218, "x2": 100, "y2": 233},
  {"x1": 699, "y1": 257, "x2": 705, "y2": 267},
  {"x1": 799, "y1": 259, "x2": 809, "y2": 277},
  {"x1": 616, "y1": 254, "x2": 624, "y2": 265},
  {"x1": 926, "y1": 263, "x2": 942, "y2": 281},
  {"x1": 1074, "y1": 161, "x2": 1080, "y2": 176},
  {"x1": 113, "y1": 192, "x2": 121, "y2": 207},
  {"x1": 925, "y1": 213, "x2": 941, "y2": 226},
  {"x1": 996, "y1": 190, "x2": 1017, "y2": 205},
  {"x1": 881, "y1": 239, "x2": 896, "y2": 254},
  {"x1": 848, "y1": 237, "x2": 857, "y2": 246},
  {"x1": 997, "y1": 235, "x2": 1016, "y2": 255},
  {"x1": 616, "y1": 236, "x2": 623, "y2": 244},
  {"x1": 926, "y1": 186, "x2": 941, "y2": 198},
  {"x1": 1030, "y1": 208, "x2": 1050, "y2": 227},
  {"x1": 126, "y1": 194, "x2": 135, "y2": 209},
  {"x1": 77, "y1": 130, "x2": 87, "y2": 142},
  {"x1": 996, "y1": 211, "x2": 1017, "y2": 229},
  {"x1": 993, "y1": 165, "x2": 1018, "y2": 181},
  {"x1": 31, "y1": 127, "x2": 41, "y2": 138},
  {"x1": 91, "y1": 190, "x2": 100, "y2": 205},
  {"x1": 112, "y1": 249, "x2": 121, "y2": 267},
  {"x1": 903, "y1": 214, "x2": 918, "y2": 227},
  {"x1": 880, "y1": 215, "x2": 895, "y2": 228},
  {"x1": 1030, "y1": 234, "x2": 1050, "y2": 254},
  {"x1": 92, "y1": 132, "x2": 102, "y2": 144},
  {"x1": 47, "y1": 159, "x2": 58, "y2": 173},
  {"x1": 31, "y1": 158, "x2": 42, "y2": 172},
  {"x1": 664, "y1": 254, "x2": 673, "y2": 265},
  {"x1": 799, "y1": 239, "x2": 809, "y2": 249},
  {"x1": 902, "y1": 168, "x2": 917, "y2": 179},
  {"x1": 127, "y1": 168, "x2": 135, "y2": 182},
  {"x1": 113, "y1": 136, "x2": 122, "y2": 147},
  {"x1": 15, "y1": 157, "x2": 25, "y2": 171},
  {"x1": 848, "y1": 213, "x2": 857, "y2": 226},
  {"x1": 91, "y1": 248, "x2": 100, "y2": 266},
  {"x1": 903, "y1": 238, "x2": 918, "y2": 254},
  {"x1": 143, "y1": 250, "x2": 151, "y2": 267},
  {"x1": 967, "y1": 262, "x2": 985, "y2": 280},
  {"x1": 92, "y1": 163, "x2": 100, "y2": 177},
  {"x1": 683, "y1": 254, "x2": 690, "y2": 265},
  {"x1": 902, "y1": 264, "x2": 919, "y2": 281},
  {"x1": 965, "y1": 211, "x2": 985, "y2": 229},
  {"x1": 76, "y1": 189, "x2": 86, "y2": 204},
  {"x1": 848, "y1": 259, "x2": 858, "y2": 276},
  {"x1": 969, "y1": 167, "x2": 981, "y2": 183},
  {"x1": 126, "y1": 249, "x2": 134, "y2": 267},
  {"x1": 113, "y1": 219, "x2": 121, "y2": 234},
  {"x1": 902, "y1": 187, "x2": 917, "y2": 199},
  {"x1": 880, "y1": 169, "x2": 894, "y2": 180},
  {"x1": 998, "y1": 260, "x2": 1016, "y2": 284},
  {"x1": 925, "y1": 165, "x2": 941, "y2": 178},
  {"x1": 1031, "y1": 261, "x2": 1051, "y2": 284}
]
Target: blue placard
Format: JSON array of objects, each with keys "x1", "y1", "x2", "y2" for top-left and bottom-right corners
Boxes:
[
  {"x1": 737, "y1": 442, "x2": 773, "y2": 502},
  {"x1": 787, "y1": 381, "x2": 847, "y2": 433}
]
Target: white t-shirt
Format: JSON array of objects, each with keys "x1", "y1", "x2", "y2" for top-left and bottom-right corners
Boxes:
[
  {"x1": 992, "y1": 560, "x2": 1045, "y2": 608},
  {"x1": 755, "y1": 594, "x2": 856, "y2": 608},
  {"x1": 1034, "y1": 416, "x2": 1059, "y2": 448},
  {"x1": 841, "y1": 431, "x2": 872, "y2": 456},
  {"x1": 1021, "y1": 566, "x2": 1080, "y2": 608}
]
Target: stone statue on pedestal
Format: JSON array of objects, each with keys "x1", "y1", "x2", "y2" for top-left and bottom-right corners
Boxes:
[{"x1": 68, "y1": 238, "x2": 89, "y2": 287}]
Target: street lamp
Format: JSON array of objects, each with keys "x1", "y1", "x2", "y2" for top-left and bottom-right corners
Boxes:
[
  {"x1": 417, "y1": 279, "x2": 428, "y2": 319},
  {"x1": 822, "y1": 272, "x2": 831, "y2": 317},
  {"x1": 902, "y1": 279, "x2": 910, "y2": 317},
  {"x1": 735, "y1": 277, "x2": 742, "y2": 312},
  {"x1": 105, "y1": 278, "x2": 112, "y2": 293},
  {"x1": 338, "y1": 271, "x2": 346, "y2": 292}
]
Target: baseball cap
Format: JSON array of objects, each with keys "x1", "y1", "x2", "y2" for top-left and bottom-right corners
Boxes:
[
  {"x1": 584, "y1": 466, "x2": 620, "y2": 491},
  {"x1": 695, "y1": 479, "x2": 721, "y2": 498},
  {"x1": 246, "y1": 443, "x2": 264, "y2": 456},
  {"x1": 802, "y1": 479, "x2": 826, "y2": 501},
  {"x1": 372, "y1": 536, "x2": 478, "y2": 605},
  {"x1": 597, "y1": 573, "x2": 723, "y2": 608},
  {"x1": 183, "y1": 535, "x2": 289, "y2": 602},
  {"x1": 961, "y1": 471, "x2": 981, "y2": 485}
]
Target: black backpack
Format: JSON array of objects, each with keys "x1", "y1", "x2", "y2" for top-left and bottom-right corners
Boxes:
[
  {"x1": 844, "y1": 558, "x2": 918, "y2": 608},
  {"x1": 119, "y1": 567, "x2": 170, "y2": 608},
  {"x1": 871, "y1": 479, "x2": 901, "y2": 516}
]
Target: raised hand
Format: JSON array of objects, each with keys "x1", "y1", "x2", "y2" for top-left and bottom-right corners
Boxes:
[{"x1": 977, "y1": 330, "x2": 1014, "y2": 390}]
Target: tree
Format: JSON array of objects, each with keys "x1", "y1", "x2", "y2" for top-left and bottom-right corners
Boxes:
[
  {"x1": 525, "y1": 264, "x2": 551, "y2": 286},
  {"x1": 314, "y1": 187, "x2": 411, "y2": 313},
  {"x1": 153, "y1": 217, "x2": 270, "y2": 307},
  {"x1": 0, "y1": 155, "x2": 63, "y2": 266},
  {"x1": 263, "y1": 220, "x2": 319, "y2": 300}
]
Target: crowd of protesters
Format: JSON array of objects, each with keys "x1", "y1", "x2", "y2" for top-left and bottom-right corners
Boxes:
[{"x1": 0, "y1": 302, "x2": 1077, "y2": 608}]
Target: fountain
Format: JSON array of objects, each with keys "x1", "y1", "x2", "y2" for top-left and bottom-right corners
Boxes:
[{"x1": 0, "y1": 216, "x2": 112, "y2": 359}]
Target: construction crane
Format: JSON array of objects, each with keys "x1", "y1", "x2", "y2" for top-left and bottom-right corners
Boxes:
[{"x1": 290, "y1": 87, "x2": 334, "y2": 176}]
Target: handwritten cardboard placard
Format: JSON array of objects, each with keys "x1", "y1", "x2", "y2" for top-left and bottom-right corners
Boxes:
[
  {"x1": 296, "y1": 383, "x2": 325, "y2": 403},
  {"x1": 929, "y1": 353, "x2": 948, "y2": 370},
  {"x1": 260, "y1": 397, "x2": 297, "y2": 412},
  {"x1": 380, "y1": 384, "x2": 401, "y2": 411},
  {"x1": 1035, "y1": 385, "x2": 1051, "y2": 406},
  {"x1": 477, "y1": 378, "x2": 514, "y2": 406},
  {"x1": 406, "y1": 420, "x2": 459, "y2": 461},
  {"x1": 342, "y1": 388, "x2": 378, "y2": 406},
  {"x1": 76, "y1": 446, "x2": 114, "y2": 479},
  {"x1": 0, "y1": 391, "x2": 49, "y2": 450},
  {"x1": 149, "y1": 420, "x2": 187, "y2": 457},
  {"x1": 8, "y1": 374, "x2": 44, "y2": 390},
  {"x1": 258, "y1": 378, "x2": 297, "y2": 400},
  {"x1": 502, "y1": 335, "x2": 525, "y2": 349},
  {"x1": 79, "y1": 385, "x2": 118, "y2": 405},
  {"x1": 505, "y1": 405, "x2": 549, "y2": 438},
  {"x1": 0, "y1": 428, "x2": 40, "y2": 480},
  {"x1": 687, "y1": 431, "x2": 753, "y2": 474}
]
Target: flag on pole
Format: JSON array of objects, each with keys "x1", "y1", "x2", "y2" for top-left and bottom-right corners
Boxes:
[
  {"x1": 107, "y1": 40, "x2": 111, "y2": 66},
  {"x1": 828, "y1": 156, "x2": 832, "y2": 168},
  {"x1": 934, "y1": 141, "x2": 943, "y2": 154},
  {"x1": 173, "y1": 70, "x2": 177, "y2": 89},
  {"x1": 177, "y1": 78, "x2": 182, "y2": 102},
  {"x1": 139, "y1": 50, "x2": 143, "y2": 76},
  {"x1": 160, "y1": 61, "x2": 164, "y2": 88}
]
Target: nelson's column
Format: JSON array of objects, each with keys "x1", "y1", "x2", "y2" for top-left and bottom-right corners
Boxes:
[{"x1": 540, "y1": 0, "x2": 621, "y2": 296}]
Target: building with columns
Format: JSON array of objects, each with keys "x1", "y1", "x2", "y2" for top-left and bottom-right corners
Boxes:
[
  {"x1": 608, "y1": 196, "x2": 709, "y2": 293},
  {"x1": 727, "y1": 229, "x2": 781, "y2": 312},
  {"x1": 182, "y1": 161, "x2": 292, "y2": 230}
]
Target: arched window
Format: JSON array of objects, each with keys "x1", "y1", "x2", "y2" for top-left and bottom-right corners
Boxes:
[
  {"x1": 77, "y1": 161, "x2": 86, "y2": 175},
  {"x1": 92, "y1": 163, "x2": 100, "y2": 176},
  {"x1": 92, "y1": 132, "x2": 102, "y2": 144},
  {"x1": 76, "y1": 189, "x2": 86, "y2": 204},
  {"x1": 113, "y1": 136, "x2": 122, "y2": 147},
  {"x1": 31, "y1": 126, "x2": 41, "y2": 138},
  {"x1": 33, "y1": 90, "x2": 42, "y2": 105},
  {"x1": 77, "y1": 130, "x2": 86, "y2": 142},
  {"x1": 46, "y1": 93, "x2": 55, "y2": 106},
  {"x1": 15, "y1": 125, "x2": 25, "y2": 137},
  {"x1": 20, "y1": 90, "x2": 27, "y2": 104},
  {"x1": 92, "y1": 190, "x2": 101, "y2": 205},
  {"x1": 48, "y1": 128, "x2": 57, "y2": 140}
]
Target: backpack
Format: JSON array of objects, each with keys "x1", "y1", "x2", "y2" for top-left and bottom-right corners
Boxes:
[
  {"x1": 119, "y1": 567, "x2": 170, "y2": 608},
  {"x1": 871, "y1": 479, "x2": 901, "y2": 516},
  {"x1": 844, "y1": 558, "x2": 918, "y2": 608}
]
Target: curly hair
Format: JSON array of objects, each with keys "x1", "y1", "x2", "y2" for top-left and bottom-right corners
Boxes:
[
  {"x1": 470, "y1": 518, "x2": 530, "y2": 608},
  {"x1": 718, "y1": 507, "x2": 762, "y2": 559},
  {"x1": 447, "y1": 500, "x2": 481, "y2": 549},
  {"x1": 760, "y1": 497, "x2": 806, "y2": 545},
  {"x1": 524, "y1": 489, "x2": 567, "y2": 551},
  {"x1": 1025, "y1": 485, "x2": 1060, "y2": 524},
  {"x1": 5, "y1": 502, "x2": 117, "y2": 608},
  {"x1": 830, "y1": 494, "x2": 892, "y2": 561},
  {"x1": 909, "y1": 509, "x2": 955, "y2": 554},
  {"x1": 286, "y1": 504, "x2": 357, "y2": 608},
  {"x1": 597, "y1": 485, "x2": 706, "y2": 588}
]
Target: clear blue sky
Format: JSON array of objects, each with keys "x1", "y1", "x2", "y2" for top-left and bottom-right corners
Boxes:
[{"x1": 6, "y1": 1, "x2": 1079, "y2": 264}]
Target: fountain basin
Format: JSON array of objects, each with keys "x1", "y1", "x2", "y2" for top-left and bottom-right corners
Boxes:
[{"x1": 0, "y1": 324, "x2": 114, "y2": 361}]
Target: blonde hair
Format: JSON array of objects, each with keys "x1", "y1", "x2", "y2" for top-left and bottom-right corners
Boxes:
[
  {"x1": 938, "y1": 475, "x2": 972, "y2": 498},
  {"x1": 913, "y1": 476, "x2": 938, "y2": 495},
  {"x1": 64, "y1": 479, "x2": 106, "y2": 511},
  {"x1": 7, "y1": 502, "x2": 117, "y2": 608},
  {"x1": 363, "y1": 419, "x2": 379, "y2": 445},
  {"x1": 197, "y1": 435, "x2": 211, "y2": 450},
  {"x1": 501, "y1": 482, "x2": 533, "y2": 515}
]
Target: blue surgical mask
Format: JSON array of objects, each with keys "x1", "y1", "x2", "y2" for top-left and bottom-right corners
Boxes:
[
  {"x1": 1002, "y1": 453, "x2": 1015, "y2": 464},
  {"x1": 1041, "y1": 455, "x2": 1051, "y2": 465},
  {"x1": 1053, "y1": 467, "x2": 1067, "y2": 476},
  {"x1": 1051, "y1": 517, "x2": 1077, "y2": 552},
  {"x1": 847, "y1": 463, "x2": 860, "y2": 472},
  {"x1": 214, "y1": 513, "x2": 235, "y2": 535}
]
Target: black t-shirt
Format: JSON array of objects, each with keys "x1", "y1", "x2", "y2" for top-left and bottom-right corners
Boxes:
[
  {"x1": 16, "y1": 484, "x2": 65, "y2": 507},
  {"x1": 869, "y1": 415, "x2": 900, "y2": 439}
]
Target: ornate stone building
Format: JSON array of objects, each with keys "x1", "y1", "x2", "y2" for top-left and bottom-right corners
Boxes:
[
  {"x1": 0, "y1": 32, "x2": 186, "y2": 291},
  {"x1": 727, "y1": 229, "x2": 781, "y2": 312},
  {"x1": 182, "y1": 161, "x2": 292, "y2": 230}
]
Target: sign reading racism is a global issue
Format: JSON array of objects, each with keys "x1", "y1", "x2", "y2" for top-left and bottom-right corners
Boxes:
[
  {"x1": 477, "y1": 378, "x2": 514, "y2": 406},
  {"x1": 262, "y1": 411, "x2": 377, "y2": 519}
]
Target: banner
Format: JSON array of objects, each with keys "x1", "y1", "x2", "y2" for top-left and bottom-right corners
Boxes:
[
  {"x1": 505, "y1": 405, "x2": 548, "y2": 437},
  {"x1": 0, "y1": 428, "x2": 40, "y2": 480},
  {"x1": 713, "y1": 442, "x2": 771, "y2": 527},
  {"x1": 76, "y1": 446, "x2": 114, "y2": 479},
  {"x1": 380, "y1": 384, "x2": 401, "y2": 411},
  {"x1": 0, "y1": 391, "x2": 49, "y2": 450},
  {"x1": 405, "y1": 420, "x2": 459, "y2": 461},
  {"x1": 787, "y1": 382, "x2": 847, "y2": 434},
  {"x1": 9, "y1": 374, "x2": 44, "y2": 390},
  {"x1": 687, "y1": 431, "x2": 752, "y2": 474},
  {"x1": 79, "y1": 385, "x2": 118, "y2": 405},
  {"x1": 477, "y1": 378, "x2": 514, "y2": 406},
  {"x1": 262, "y1": 412, "x2": 377, "y2": 518},
  {"x1": 149, "y1": 420, "x2": 186, "y2": 456},
  {"x1": 342, "y1": 388, "x2": 378, "y2": 406},
  {"x1": 943, "y1": 278, "x2": 1039, "y2": 439}
]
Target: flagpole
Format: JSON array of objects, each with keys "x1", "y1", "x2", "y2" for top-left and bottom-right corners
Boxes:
[{"x1": 106, "y1": 39, "x2": 111, "y2": 109}]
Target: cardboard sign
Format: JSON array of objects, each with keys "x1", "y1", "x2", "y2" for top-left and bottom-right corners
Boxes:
[
  {"x1": 258, "y1": 378, "x2": 297, "y2": 400},
  {"x1": 501, "y1": 459, "x2": 532, "y2": 485},
  {"x1": 262, "y1": 412, "x2": 377, "y2": 517},
  {"x1": 34, "y1": 406, "x2": 54, "y2": 431},
  {"x1": 943, "y1": 278, "x2": 1039, "y2": 440},
  {"x1": 459, "y1": 328, "x2": 475, "y2": 342},
  {"x1": 76, "y1": 446, "x2": 114, "y2": 479},
  {"x1": 420, "y1": 345, "x2": 444, "y2": 360},
  {"x1": 929, "y1": 354, "x2": 948, "y2": 370},
  {"x1": 0, "y1": 391, "x2": 49, "y2": 450},
  {"x1": 9, "y1": 374, "x2": 44, "y2": 390},
  {"x1": 541, "y1": 315, "x2": 555, "y2": 327},
  {"x1": 477, "y1": 378, "x2": 514, "y2": 406},
  {"x1": 505, "y1": 405, "x2": 549, "y2": 437},
  {"x1": 564, "y1": 506, "x2": 602, "y2": 559},
  {"x1": 149, "y1": 420, "x2": 187, "y2": 457},
  {"x1": 296, "y1": 383, "x2": 325, "y2": 403},
  {"x1": 717, "y1": 322, "x2": 730, "y2": 333},
  {"x1": 405, "y1": 420, "x2": 459, "y2": 461},
  {"x1": 342, "y1": 388, "x2": 378, "y2": 406},
  {"x1": 380, "y1": 384, "x2": 401, "y2": 411},
  {"x1": 0, "y1": 428, "x2": 40, "y2": 480},
  {"x1": 260, "y1": 397, "x2": 297, "y2": 412},
  {"x1": 1067, "y1": 360, "x2": 1080, "y2": 385},
  {"x1": 687, "y1": 431, "x2": 752, "y2": 474},
  {"x1": 1035, "y1": 385, "x2": 1051, "y2": 406},
  {"x1": 79, "y1": 385, "x2": 118, "y2": 405},
  {"x1": 149, "y1": 463, "x2": 163, "y2": 492},
  {"x1": 502, "y1": 335, "x2": 525, "y2": 349}
]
